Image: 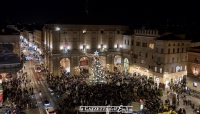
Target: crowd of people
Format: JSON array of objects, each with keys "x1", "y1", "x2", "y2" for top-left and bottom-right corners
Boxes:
[
  {"x1": 1, "y1": 70, "x2": 37, "y2": 114},
  {"x1": 45, "y1": 70, "x2": 166, "y2": 114}
]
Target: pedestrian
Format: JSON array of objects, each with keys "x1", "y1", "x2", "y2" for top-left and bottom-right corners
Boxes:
[
  {"x1": 183, "y1": 108, "x2": 186, "y2": 114},
  {"x1": 24, "y1": 66, "x2": 25, "y2": 69},
  {"x1": 178, "y1": 108, "x2": 182, "y2": 114}
]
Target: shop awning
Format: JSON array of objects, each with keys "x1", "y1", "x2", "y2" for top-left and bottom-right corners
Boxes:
[{"x1": 6, "y1": 73, "x2": 12, "y2": 78}]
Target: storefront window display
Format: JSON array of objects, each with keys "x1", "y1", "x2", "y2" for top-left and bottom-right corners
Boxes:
[
  {"x1": 174, "y1": 77, "x2": 179, "y2": 84},
  {"x1": 149, "y1": 76, "x2": 154, "y2": 82},
  {"x1": 165, "y1": 79, "x2": 170, "y2": 88},
  {"x1": 156, "y1": 78, "x2": 160, "y2": 88}
]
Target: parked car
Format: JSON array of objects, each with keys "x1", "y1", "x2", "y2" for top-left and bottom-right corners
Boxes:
[{"x1": 0, "y1": 50, "x2": 17, "y2": 57}]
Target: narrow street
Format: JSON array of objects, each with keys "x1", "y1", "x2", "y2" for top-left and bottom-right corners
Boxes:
[{"x1": 21, "y1": 60, "x2": 58, "y2": 114}]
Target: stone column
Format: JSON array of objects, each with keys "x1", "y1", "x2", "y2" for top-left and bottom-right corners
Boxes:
[
  {"x1": 47, "y1": 54, "x2": 50, "y2": 69},
  {"x1": 49, "y1": 56, "x2": 53, "y2": 74},
  {"x1": 52, "y1": 31, "x2": 60, "y2": 54},
  {"x1": 88, "y1": 56, "x2": 93, "y2": 75},
  {"x1": 44, "y1": 54, "x2": 48, "y2": 68},
  {"x1": 106, "y1": 55, "x2": 114, "y2": 72},
  {"x1": 46, "y1": 30, "x2": 49, "y2": 48},
  {"x1": 53, "y1": 57, "x2": 60, "y2": 76},
  {"x1": 70, "y1": 56, "x2": 77, "y2": 76}
]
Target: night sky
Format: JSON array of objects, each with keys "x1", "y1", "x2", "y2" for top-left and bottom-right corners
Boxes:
[{"x1": 0, "y1": 0, "x2": 200, "y2": 25}]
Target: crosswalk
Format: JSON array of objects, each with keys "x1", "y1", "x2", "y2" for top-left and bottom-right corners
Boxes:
[
  {"x1": 20, "y1": 80, "x2": 46, "y2": 88},
  {"x1": 36, "y1": 80, "x2": 46, "y2": 84}
]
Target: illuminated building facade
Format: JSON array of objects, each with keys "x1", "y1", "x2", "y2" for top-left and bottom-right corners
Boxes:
[
  {"x1": 43, "y1": 16, "x2": 129, "y2": 76},
  {"x1": 128, "y1": 30, "x2": 190, "y2": 88},
  {"x1": 187, "y1": 47, "x2": 200, "y2": 91},
  {"x1": 42, "y1": 13, "x2": 193, "y2": 87},
  {"x1": 0, "y1": 25, "x2": 21, "y2": 83}
]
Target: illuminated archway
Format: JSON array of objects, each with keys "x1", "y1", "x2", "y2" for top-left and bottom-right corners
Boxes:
[
  {"x1": 165, "y1": 78, "x2": 170, "y2": 88},
  {"x1": 79, "y1": 57, "x2": 89, "y2": 74},
  {"x1": 176, "y1": 66, "x2": 181, "y2": 72},
  {"x1": 60, "y1": 58, "x2": 70, "y2": 73},
  {"x1": 124, "y1": 58, "x2": 129, "y2": 72},
  {"x1": 5, "y1": 73, "x2": 12, "y2": 82},
  {"x1": 114, "y1": 55, "x2": 122, "y2": 72},
  {"x1": 174, "y1": 76, "x2": 179, "y2": 84}
]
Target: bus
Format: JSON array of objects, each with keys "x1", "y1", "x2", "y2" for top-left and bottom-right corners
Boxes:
[{"x1": 46, "y1": 107, "x2": 56, "y2": 114}]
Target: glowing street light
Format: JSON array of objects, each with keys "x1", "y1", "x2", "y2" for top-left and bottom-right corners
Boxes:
[{"x1": 55, "y1": 27, "x2": 60, "y2": 31}]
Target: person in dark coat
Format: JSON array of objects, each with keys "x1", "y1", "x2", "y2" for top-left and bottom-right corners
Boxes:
[{"x1": 183, "y1": 108, "x2": 186, "y2": 114}]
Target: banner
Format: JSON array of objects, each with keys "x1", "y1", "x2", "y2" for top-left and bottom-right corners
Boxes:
[{"x1": 0, "y1": 86, "x2": 3, "y2": 104}]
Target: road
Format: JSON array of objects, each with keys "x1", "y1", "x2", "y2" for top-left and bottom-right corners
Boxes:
[{"x1": 22, "y1": 60, "x2": 58, "y2": 114}]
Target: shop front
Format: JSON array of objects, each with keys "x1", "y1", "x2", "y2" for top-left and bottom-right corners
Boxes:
[
  {"x1": 0, "y1": 75, "x2": 2, "y2": 84},
  {"x1": 186, "y1": 76, "x2": 200, "y2": 92},
  {"x1": 155, "y1": 77, "x2": 160, "y2": 88},
  {"x1": 148, "y1": 75, "x2": 154, "y2": 83},
  {"x1": 174, "y1": 76, "x2": 179, "y2": 84},
  {"x1": 5, "y1": 73, "x2": 12, "y2": 82},
  {"x1": 114, "y1": 55, "x2": 122, "y2": 72},
  {"x1": 165, "y1": 78, "x2": 170, "y2": 88},
  {"x1": 142, "y1": 74, "x2": 147, "y2": 80}
]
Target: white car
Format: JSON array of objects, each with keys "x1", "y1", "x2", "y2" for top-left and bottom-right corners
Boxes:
[
  {"x1": 34, "y1": 65, "x2": 42, "y2": 72},
  {"x1": 44, "y1": 99, "x2": 50, "y2": 107}
]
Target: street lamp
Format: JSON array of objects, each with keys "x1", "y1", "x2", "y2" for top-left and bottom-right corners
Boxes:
[{"x1": 55, "y1": 27, "x2": 60, "y2": 31}]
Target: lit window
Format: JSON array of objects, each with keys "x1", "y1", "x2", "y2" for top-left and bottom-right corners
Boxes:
[
  {"x1": 141, "y1": 60, "x2": 145, "y2": 64},
  {"x1": 83, "y1": 30, "x2": 87, "y2": 33},
  {"x1": 160, "y1": 68, "x2": 162, "y2": 73},
  {"x1": 149, "y1": 43, "x2": 154, "y2": 49}
]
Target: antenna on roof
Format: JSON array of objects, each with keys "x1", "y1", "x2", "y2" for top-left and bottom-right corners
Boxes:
[{"x1": 85, "y1": 0, "x2": 89, "y2": 15}]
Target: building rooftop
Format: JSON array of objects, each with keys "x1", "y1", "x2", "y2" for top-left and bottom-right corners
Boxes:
[
  {"x1": 156, "y1": 33, "x2": 189, "y2": 40},
  {"x1": 45, "y1": 11, "x2": 126, "y2": 25},
  {"x1": 15, "y1": 23, "x2": 44, "y2": 32},
  {"x1": 0, "y1": 25, "x2": 20, "y2": 35},
  {"x1": 189, "y1": 47, "x2": 200, "y2": 53},
  {"x1": 123, "y1": 30, "x2": 134, "y2": 35},
  {"x1": 0, "y1": 56, "x2": 20, "y2": 64}
]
